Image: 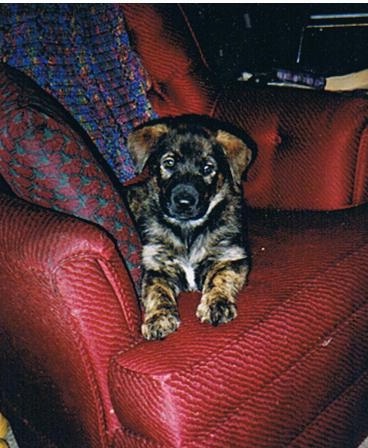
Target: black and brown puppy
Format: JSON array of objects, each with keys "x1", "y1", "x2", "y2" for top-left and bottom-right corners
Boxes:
[{"x1": 126, "y1": 116, "x2": 253, "y2": 340}]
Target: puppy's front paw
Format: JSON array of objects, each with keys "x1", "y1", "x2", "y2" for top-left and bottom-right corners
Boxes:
[
  {"x1": 196, "y1": 296, "x2": 237, "y2": 326},
  {"x1": 141, "y1": 312, "x2": 180, "y2": 340}
]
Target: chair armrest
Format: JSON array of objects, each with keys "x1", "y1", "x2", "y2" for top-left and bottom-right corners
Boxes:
[
  {"x1": 213, "y1": 83, "x2": 368, "y2": 210},
  {"x1": 0, "y1": 192, "x2": 141, "y2": 447}
]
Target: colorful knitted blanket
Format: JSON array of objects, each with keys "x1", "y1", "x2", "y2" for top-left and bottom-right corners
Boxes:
[{"x1": 0, "y1": 4, "x2": 157, "y2": 182}]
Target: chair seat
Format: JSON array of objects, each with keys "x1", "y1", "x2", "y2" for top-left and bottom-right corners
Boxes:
[{"x1": 109, "y1": 205, "x2": 368, "y2": 447}]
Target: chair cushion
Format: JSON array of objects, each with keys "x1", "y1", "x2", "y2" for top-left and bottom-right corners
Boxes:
[
  {"x1": 0, "y1": 63, "x2": 142, "y2": 284},
  {"x1": 109, "y1": 205, "x2": 368, "y2": 446}
]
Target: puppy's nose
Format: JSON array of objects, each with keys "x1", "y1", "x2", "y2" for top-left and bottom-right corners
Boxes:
[
  {"x1": 175, "y1": 193, "x2": 196, "y2": 208},
  {"x1": 171, "y1": 184, "x2": 199, "y2": 212}
]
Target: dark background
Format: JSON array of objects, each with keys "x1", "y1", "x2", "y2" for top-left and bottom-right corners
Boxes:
[{"x1": 183, "y1": 4, "x2": 368, "y2": 81}]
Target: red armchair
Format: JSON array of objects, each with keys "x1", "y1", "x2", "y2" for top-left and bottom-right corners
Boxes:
[{"x1": 1, "y1": 5, "x2": 368, "y2": 447}]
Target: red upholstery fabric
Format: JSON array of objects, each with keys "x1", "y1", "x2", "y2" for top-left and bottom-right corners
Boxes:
[
  {"x1": 1, "y1": 4, "x2": 368, "y2": 448},
  {"x1": 214, "y1": 84, "x2": 368, "y2": 210},
  {"x1": 109, "y1": 205, "x2": 368, "y2": 447},
  {"x1": 121, "y1": 4, "x2": 218, "y2": 117},
  {"x1": 0, "y1": 193, "x2": 140, "y2": 446}
]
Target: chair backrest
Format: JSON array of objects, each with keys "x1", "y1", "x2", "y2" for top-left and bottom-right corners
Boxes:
[
  {"x1": 121, "y1": 4, "x2": 218, "y2": 117},
  {"x1": 214, "y1": 84, "x2": 368, "y2": 210},
  {"x1": 123, "y1": 4, "x2": 368, "y2": 211}
]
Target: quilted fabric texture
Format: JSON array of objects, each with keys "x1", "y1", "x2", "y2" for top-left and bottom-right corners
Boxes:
[
  {"x1": 0, "y1": 3, "x2": 157, "y2": 183},
  {"x1": 0, "y1": 64, "x2": 142, "y2": 284}
]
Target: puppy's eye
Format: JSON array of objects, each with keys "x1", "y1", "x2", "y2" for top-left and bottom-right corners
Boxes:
[
  {"x1": 202, "y1": 162, "x2": 215, "y2": 176},
  {"x1": 162, "y1": 157, "x2": 176, "y2": 169}
]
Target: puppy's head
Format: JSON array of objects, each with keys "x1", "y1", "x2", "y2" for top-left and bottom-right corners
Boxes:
[{"x1": 128, "y1": 117, "x2": 253, "y2": 222}]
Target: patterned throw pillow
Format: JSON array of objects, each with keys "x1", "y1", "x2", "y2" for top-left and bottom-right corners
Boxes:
[
  {"x1": 0, "y1": 64, "x2": 142, "y2": 285},
  {"x1": 0, "y1": 3, "x2": 157, "y2": 183}
]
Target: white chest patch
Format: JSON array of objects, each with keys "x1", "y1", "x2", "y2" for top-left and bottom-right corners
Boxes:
[{"x1": 180, "y1": 261, "x2": 197, "y2": 291}]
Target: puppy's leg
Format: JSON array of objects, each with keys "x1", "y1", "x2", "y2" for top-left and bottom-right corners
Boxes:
[
  {"x1": 141, "y1": 271, "x2": 180, "y2": 340},
  {"x1": 196, "y1": 259, "x2": 248, "y2": 326}
]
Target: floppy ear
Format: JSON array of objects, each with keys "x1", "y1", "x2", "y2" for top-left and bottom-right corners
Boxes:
[
  {"x1": 127, "y1": 123, "x2": 169, "y2": 173},
  {"x1": 215, "y1": 130, "x2": 253, "y2": 186}
]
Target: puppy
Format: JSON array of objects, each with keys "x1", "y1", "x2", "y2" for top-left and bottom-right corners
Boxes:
[{"x1": 125, "y1": 116, "x2": 253, "y2": 340}]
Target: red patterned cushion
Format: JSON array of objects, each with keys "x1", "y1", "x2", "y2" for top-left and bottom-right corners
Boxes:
[{"x1": 0, "y1": 64, "x2": 141, "y2": 284}]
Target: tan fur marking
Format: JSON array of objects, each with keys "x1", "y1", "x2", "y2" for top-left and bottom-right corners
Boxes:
[
  {"x1": 128, "y1": 124, "x2": 169, "y2": 172},
  {"x1": 216, "y1": 172, "x2": 225, "y2": 193},
  {"x1": 140, "y1": 276, "x2": 179, "y2": 340},
  {"x1": 215, "y1": 130, "x2": 252, "y2": 185},
  {"x1": 141, "y1": 314, "x2": 180, "y2": 341},
  {"x1": 142, "y1": 279, "x2": 176, "y2": 313},
  {"x1": 196, "y1": 261, "x2": 248, "y2": 325}
]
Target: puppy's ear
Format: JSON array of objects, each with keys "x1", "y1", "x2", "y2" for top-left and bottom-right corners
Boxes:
[
  {"x1": 216, "y1": 130, "x2": 253, "y2": 186},
  {"x1": 128, "y1": 123, "x2": 169, "y2": 173}
]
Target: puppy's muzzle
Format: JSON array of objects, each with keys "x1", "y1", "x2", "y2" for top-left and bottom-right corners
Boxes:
[{"x1": 169, "y1": 183, "x2": 200, "y2": 220}]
